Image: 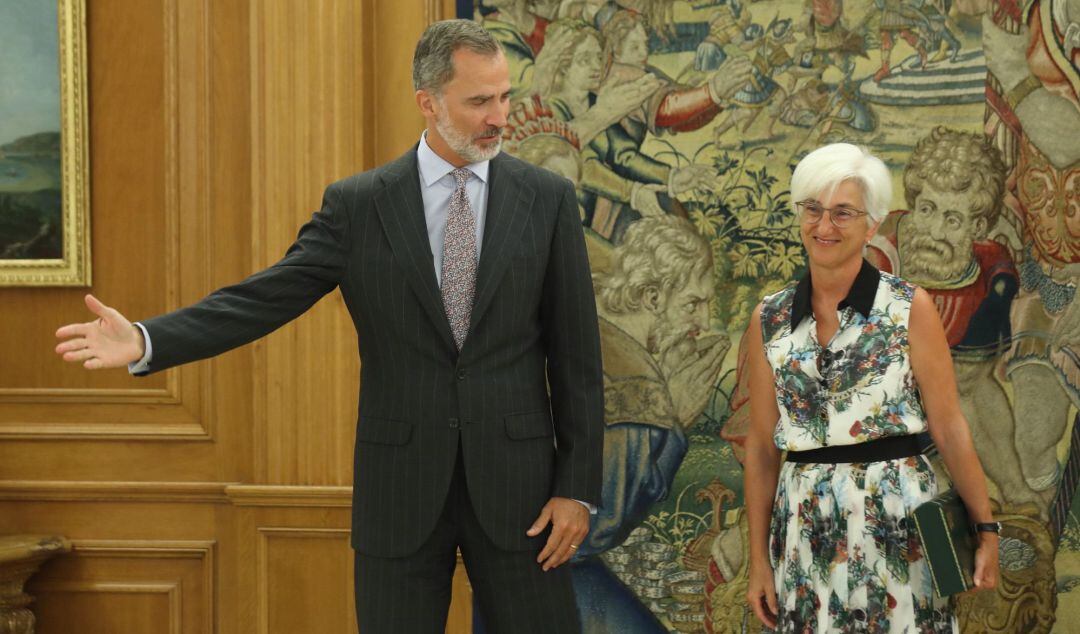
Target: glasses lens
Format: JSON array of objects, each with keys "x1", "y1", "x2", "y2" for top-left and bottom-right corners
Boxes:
[
  {"x1": 832, "y1": 210, "x2": 855, "y2": 227},
  {"x1": 801, "y1": 202, "x2": 823, "y2": 222}
]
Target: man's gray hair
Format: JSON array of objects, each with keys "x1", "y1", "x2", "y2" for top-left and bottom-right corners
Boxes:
[
  {"x1": 594, "y1": 216, "x2": 713, "y2": 315},
  {"x1": 413, "y1": 19, "x2": 501, "y2": 93}
]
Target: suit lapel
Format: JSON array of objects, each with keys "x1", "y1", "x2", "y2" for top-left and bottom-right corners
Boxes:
[
  {"x1": 372, "y1": 149, "x2": 457, "y2": 353},
  {"x1": 468, "y1": 153, "x2": 535, "y2": 340}
]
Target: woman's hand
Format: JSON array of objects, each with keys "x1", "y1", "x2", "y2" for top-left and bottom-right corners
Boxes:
[
  {"x1": 973, "y1": 533, "x2": 1000, "y2": 591},
  {"x1": 746, "y1": 560, "x2": 778, "y2": 628}
]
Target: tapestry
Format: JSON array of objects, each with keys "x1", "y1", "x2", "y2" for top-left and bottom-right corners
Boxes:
[{"x1": 462, "y1": 1, "x2": 1080, "y2": 631}]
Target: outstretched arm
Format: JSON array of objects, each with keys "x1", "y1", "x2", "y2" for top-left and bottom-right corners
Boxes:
[{"x1": 55, "y1": 182, "x2": 351, "y2": 374}]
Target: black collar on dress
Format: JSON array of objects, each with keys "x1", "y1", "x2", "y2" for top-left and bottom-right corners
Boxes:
[{"x1": 791, "y1": 259, "x2": 881, "y2": 329}]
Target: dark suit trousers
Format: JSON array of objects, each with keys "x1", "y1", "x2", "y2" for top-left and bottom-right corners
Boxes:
[{"x1": 353, "y1": 442, "x2": 581, "y2": 633}]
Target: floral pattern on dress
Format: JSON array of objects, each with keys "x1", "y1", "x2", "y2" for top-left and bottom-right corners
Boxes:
[
  {"x1": 762, "y1": 273, "x2": 929, "y2": 450},
  {"x1": 760, "y1": 270, "x2": 955, "y2": 633}
]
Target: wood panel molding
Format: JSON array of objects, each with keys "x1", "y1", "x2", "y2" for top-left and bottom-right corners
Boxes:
[
  {"x1": 225, "y1": 484, "x2": 352, "y2": 507},
  {"x1": 0, "y1": 481, "x2": 229, "y2": 504},
  {"x1": 69, "y1": 539, "x2": 216, "y2": 562},
  {"x1": 0, "y1": 481, "x2": 361, "y2": 509},
  {"x1": 0, "y1": 0, "x2": 215, "y2": 442}
]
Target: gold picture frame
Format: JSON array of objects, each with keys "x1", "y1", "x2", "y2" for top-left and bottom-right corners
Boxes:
[{"x1": 0, "y1": 0, "x2": 90, "y2": 286}]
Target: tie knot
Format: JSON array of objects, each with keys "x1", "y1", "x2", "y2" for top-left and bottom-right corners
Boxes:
[{"x1": 452, "y1": 168, "x2": 471, "y2": 187}]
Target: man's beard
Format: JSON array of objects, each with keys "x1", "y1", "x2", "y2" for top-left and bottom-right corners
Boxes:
[
  {"x1": 899, "y1": 232, "x2": 972, "y2": 283},
  {"x1": 435, "y1": 109, "x2": 502, "y2": 163},
  {"x1": 648, "y1": 319, "x2": 698, "y2": 374}
]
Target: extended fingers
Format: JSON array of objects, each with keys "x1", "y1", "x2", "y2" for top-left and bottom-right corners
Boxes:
[
  {"x1": 538, "y1": 520, "x2": 587, "y2": 571},
  {"x1": 56, "y1": 322, "x2": 91, "y2": 340},
  {"x1": 536, "y1": 529, "x2": 562, "y2": 566},
  {"x1": 62, "y1": 347, "x2": 97, "y2": 364},
  {"x1": 55, "y1": 337, "x2": 88, "y2": 355}
]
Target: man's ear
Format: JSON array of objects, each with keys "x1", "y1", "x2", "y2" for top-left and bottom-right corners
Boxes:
[
  {"x1": 973, "y1": 216, "x2": 988, "y2": 240},
  {"x1": 643, "y1": 286, "x2": 662, "y2": 313},
  {"x1": 415, "y1": 90, "x2": 437, "y2": 119}
]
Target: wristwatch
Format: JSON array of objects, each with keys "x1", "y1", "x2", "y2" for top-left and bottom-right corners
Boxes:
[{"x1": 973, "y1": 521, "x2": 1002, "y2": 534}]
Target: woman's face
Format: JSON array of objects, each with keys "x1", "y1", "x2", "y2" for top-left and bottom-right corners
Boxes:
[
  {"x1": 616, "y1": 24, "x2": 649, "y2": 66},
  {"x1": 799, "y1": 179, "x2": 877, "y2": 269},
  {"x1": 564, "y1": 35, "x2": 604, "y2": 92}
]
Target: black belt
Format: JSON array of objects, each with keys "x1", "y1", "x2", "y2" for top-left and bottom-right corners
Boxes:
[{"x1": 785, "y1": 433, "x2": 930, "y2": 464}]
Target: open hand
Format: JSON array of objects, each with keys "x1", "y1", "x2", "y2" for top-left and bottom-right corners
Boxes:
[
  {"x1": 709, "y1": 56, "x2": 752, "y2": 100},
  {"x1": 55, "y1": 294, "x2": 144, "y2": 369},
  {"x1": 667, "y1": 333, "x2": 729, "y2": 426}
]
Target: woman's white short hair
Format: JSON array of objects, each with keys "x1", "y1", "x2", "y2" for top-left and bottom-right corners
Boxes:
[{"x1": 790, "y1": 143, "x2": 892, "y2": 223}]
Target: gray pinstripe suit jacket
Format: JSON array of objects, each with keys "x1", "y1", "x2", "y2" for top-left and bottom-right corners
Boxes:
[{"x1": 139, "y1": 147, "x2": 605, "y2": 557}]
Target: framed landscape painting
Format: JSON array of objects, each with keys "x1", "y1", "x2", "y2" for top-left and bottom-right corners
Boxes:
[{"x1": 0, "y1": 0, "x2": 90, "y2": 286}]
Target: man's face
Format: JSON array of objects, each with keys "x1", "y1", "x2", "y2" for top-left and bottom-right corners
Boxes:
[
  {"x1": 899, "y1": 182, "x2": 983, "y2": 282},
  {"x1": 564, "y1": 35, "x2": 604, "y2": 92},
  {"x1": 424, "y1": 49, "x2": 511, "y2": 164},
  {"x1": 648, "y1": 269, "x2": 714, "y2": 362}
]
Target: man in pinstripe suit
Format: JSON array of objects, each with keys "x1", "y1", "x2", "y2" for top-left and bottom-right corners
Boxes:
[{"x1": 55, "y1": 19, "x2": 603, "y2": 633}]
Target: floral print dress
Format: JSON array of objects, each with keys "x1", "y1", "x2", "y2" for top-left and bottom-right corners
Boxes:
[{"x1": 760, "y1": 263, "x2": 955, "y2": 633}]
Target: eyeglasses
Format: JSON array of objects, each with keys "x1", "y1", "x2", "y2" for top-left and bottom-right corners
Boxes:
[{"x1": 796, "y1": 200, "x2": 868, "y2": 228}]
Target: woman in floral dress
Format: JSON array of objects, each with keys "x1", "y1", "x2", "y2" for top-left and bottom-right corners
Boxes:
[{"x1": 743, "y1": 144, "x2": 1000, "y2": 632}]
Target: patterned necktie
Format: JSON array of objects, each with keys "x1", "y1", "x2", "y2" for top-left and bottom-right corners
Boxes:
[{"x1": 441, "y1": 168, "x2": 478, "y2": 350}]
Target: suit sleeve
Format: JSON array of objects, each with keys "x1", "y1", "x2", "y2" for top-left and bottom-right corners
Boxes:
[
  {"x1": 541, "y1": 178, "x2": 605, "y2": 506},
  {"x1": 137, "y1": 182, "x2": 351, "y2": 374}
]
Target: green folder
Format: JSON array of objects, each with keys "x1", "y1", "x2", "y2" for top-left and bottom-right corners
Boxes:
[{"x1": 912, "y1": 489, "x2": 975, "y2": 597}]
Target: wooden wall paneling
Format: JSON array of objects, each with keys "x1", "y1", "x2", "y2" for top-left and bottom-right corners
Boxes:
[
  {"x1": 226, "y1": 490, "x2": 354, "y2": 634},
  {"x1": 202, "y1": 0, "x2": 257, "y2": 485},
  {"x1": 256, "y1": 527, "x2": 355, "y2": 634},
  {"x1": 29, "y1": 540, "x2": 214, "y2": 634},
  {"x1": 0, "y1": 0, "x2": 228, "y2": 486},
  {"x1": 0, "y1": 0, "x2": 167, "y2": 397},
  {"x1": 0, "y1": 492, "x2": 221, "y2": 631},
  {"x1": 371, "y1": 0, "x2": 430, "y2": 164},
  {"x1": 249, "y1": 0, "x2": 368, "y2": 487}
]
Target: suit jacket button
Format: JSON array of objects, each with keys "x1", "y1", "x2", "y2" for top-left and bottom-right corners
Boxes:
[
  {"x1": 457, "y1": 369, "x2": 467, "y2": 380},
  {"x1": 449, "y1": 418, "x2": 460, "y2": 429}
]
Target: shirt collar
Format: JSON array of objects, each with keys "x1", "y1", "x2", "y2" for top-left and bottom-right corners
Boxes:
[
  {"x1": 417, "y1": 131, "x2": 490, "y2": 187},
  {"x1": 790, "y1": 259, "x2": 880, "y2": 329}
]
